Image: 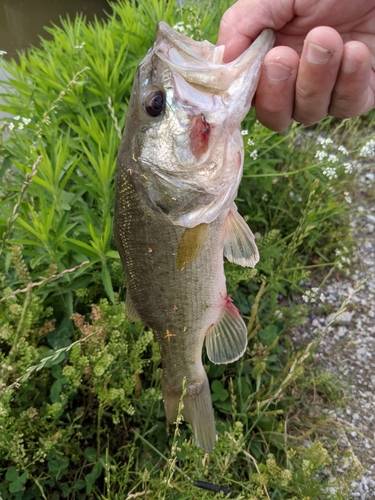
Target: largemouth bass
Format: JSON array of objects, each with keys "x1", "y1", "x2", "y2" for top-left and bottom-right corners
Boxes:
[{"x1": 114, "y1": 22, "x2": 274, "y2": 452}]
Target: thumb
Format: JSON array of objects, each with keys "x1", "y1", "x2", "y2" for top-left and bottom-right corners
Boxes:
[{"x1": 217, "y1": 0, "x2": 294, "y2": 62}]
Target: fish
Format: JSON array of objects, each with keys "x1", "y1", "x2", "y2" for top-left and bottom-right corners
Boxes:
[{"x1": 114, "y1": 21, "x2": 274, "y2": 452}]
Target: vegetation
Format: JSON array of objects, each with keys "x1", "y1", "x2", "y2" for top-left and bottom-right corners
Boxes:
[{"x1": 0, "y1": 0, "x2": 373, "y2": 498}]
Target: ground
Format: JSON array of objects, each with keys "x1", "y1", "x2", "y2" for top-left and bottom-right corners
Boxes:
[{"x1": 291, "y1": 165, "x2": 375, "y2": 498}]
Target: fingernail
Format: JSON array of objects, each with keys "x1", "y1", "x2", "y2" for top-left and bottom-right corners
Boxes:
[
  {"x1": 264, "y1": 62, "x2": 291, "y2": 82},
  {"x1": 342, "y1": 58, "x2": 358, "y2": 74},
  {"x1": 306, "y1": 42, "x2": 332, "y2": 65}
]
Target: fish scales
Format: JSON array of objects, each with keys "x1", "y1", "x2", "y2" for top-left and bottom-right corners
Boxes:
[{"x1": 114, "y1": 22, "x2": 275, "y2": 452}]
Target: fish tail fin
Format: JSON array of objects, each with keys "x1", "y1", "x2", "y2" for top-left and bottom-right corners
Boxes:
[
  {"x1": 183, "y1": 376, "x2": 216, "y2": 452},
  {"x1": 163, "y1": 375, "x2": 216, "y2": 453}
]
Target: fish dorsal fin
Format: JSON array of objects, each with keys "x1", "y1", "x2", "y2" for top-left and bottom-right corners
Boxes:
[
  {"x1": 205, "y1": 297, "x2": 247, "y2": 364},
  {"x1": 125, "y1": 292, "x2": 140, "y2": 322},
  {"x1": 176, "y1": 223, "x2": 209, "y2": 270},
  {"x1": 223, "y1": 205, "x2": 259, "y2": 268}
]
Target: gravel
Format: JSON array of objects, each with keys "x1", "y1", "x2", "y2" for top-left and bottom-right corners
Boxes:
[{"x1": 290, "y1": 165, "x2": 375, "y2": 498}]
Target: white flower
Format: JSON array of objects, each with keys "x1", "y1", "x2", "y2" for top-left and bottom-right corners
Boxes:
[
  {"x1": 328, "y1": 154, "x2": 338, "y2": 163},
  {"x1": 0, "y1": 50, "x2": 7, "y2": 56},
  {"x1": 322, "y1": 167, "x2": 337, "y2": 180},
  {"x1": 14, "y1": 116, "x2": 20, "y2": 121},
  {"x1": 289, "y1": 191, "x2": 295, "y2": 198},
  {"x1": 338, "y1": 145, "x2": 348, "y2": 155},
  {"x1": 247, "y1": 138, "x2": 254, "y2": 146},
  {"x1": 343, "y1": 162, "x2": 353, "y2": 174},
  {"x1": 250, "y1": 149, "x2": 258, "y2": 160},
  {"x1": 319, "y1": 293, "x2": 326, "y2": 302},
  {"x1": 319, "y1": 137, "x2": 334, "y2": 148},
  {"x1": 359, "y1": 139, "x2": 375, "y2": 158},
  {"x1": 241, "y1": 129, "x2": 248, "y2": 135},
  {"x1": 8, "y1": 122, "x2": 14, "y2": 131},
  {"x1": 315, "y1": 150, "x2": 327, "y2": 161},
  {"x1": 18, "y1": 123, "x2": 24, "y2": 130},
  {"x1": 302, "y1": 294, "x2": 309, "y2": 303},
  {"x1": 262, "y1": 193, "x2": 268, "y2": 201},
  {"x1": 344, "y1": 192, "x2": 352, "y2": 204},
  {"x1": 173, "y1": 21, "x2": 186, "y2": 34},
  {"x1": 22, "y1": 118, "x2": 31, "y2": 125},
  {"x1": 75, "y1": 42, "x2": 85, "y2": 50}
]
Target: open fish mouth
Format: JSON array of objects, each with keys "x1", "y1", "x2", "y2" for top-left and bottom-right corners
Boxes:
[{"x1": 155, "y1": 21, "x2": 274, "y2": 94}]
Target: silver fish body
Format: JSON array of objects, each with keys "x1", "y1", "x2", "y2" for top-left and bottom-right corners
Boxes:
[{"x1": 114, "y1": 22, "x2": 274, "y2": 452}]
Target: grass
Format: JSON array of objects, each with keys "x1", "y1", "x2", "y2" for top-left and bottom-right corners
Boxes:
[{"x1": 0, "y1": 0, "x2": 374, "y2": 498}]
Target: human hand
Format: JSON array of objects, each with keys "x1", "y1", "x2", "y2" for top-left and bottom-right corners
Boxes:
[{"x1": 217, "y1": 0, "x2": 375, "y2": 131}]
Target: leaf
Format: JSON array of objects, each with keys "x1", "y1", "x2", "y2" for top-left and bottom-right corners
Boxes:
[
  {"x1": 106, "y1": 250, "x2": 120, "y2": 259},
  {"x1": 84, "y1": 447, "x2": 97, "y2": 463},
  {"x1": 72, "y1": 479, "x2": 86, "y2": 491},
  {"x1": 8, "y1": 471, "x2": 27, "y2": 493},
  {"x1": 5, "y1": 467, "x2": 19, "y2": 482},
  {"x1": 48, "y1": 456, "x2": 70, "y2": 480},
  {"x1": 50, "y1": 376, "x2": 67, "y2": 403},
  {"x1": 47, "y1": 316, "x2": 73, "y2": 349},
  {"x1": 258, "y1": 324, "x2": 279, "y2": 347},
  {"x1": 102, "y1": 264, "x2": 115, "y2": 303},
  {"x1": 66, "y1": 238, "x2": 100, "y2": 259},
  {"x1": 211, "y1": 380, "x2": 229, "y2": 402}
]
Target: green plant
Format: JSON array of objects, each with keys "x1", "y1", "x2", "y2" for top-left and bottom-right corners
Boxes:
[{"x1": 1, "y1": 0, "x2": 374, "y2": 498}]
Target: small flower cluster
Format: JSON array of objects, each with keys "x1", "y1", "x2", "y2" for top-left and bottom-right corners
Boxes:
[
  {"x1": 302, "y1": 287, "x2": 321, "y2": 303},
  {"x1": 344, "y1": 191, "x2": 352, "y2": 204},
  {"x1": 359, "y1": 139, "x2": 375, "y2": 158},
  {"x1": 172, "y1": 21, "x2": 194, "y2": 36},
  {"x1": 335, "y1": 247, "x2": 351, "y2": 270},
  {"x1": 249, "y1": 149, "x2": 258, "y2": 160},
  {"x1": 242, "y1": 132, "x2": 258, "y2": 159},
  {"x1": 322, "y1": 166, "x2": 338, "y2": 180},
  {"x1": 0, "y1": 50, "x2": 7, "y2": 56},
  {"x1": 75, "y1": 42, "x2": 85, "y2": 50},
  {"x1": 8, "y1": 116, "x2": 32, "y2": 132},
  {"x1": 315, "y1": 136, "x2": 353, "y2": 179}
]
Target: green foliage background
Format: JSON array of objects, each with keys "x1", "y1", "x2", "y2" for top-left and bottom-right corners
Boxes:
[{"x1": 0, "y1": 0, "x2": 371, "y2": 498}]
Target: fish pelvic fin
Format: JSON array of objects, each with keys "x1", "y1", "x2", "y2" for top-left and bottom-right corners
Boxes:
[
  {"x1": 205, "y1": 296, "x2": 247, "y2": 364},
  {"x1": 176, "y1": 223, "x2": 209, "y2": 270},
  {"x1": 163, "y1": 375, "x2": 216, "y2": 453},
  {"x1": 223, "y1": 204, "x2": 259, "y2": 268}
]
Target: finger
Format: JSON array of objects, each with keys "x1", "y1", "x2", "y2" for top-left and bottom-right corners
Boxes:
[
  {"x1": 293, "y1": 27, "x2": 344, "y2": 125},
  {"x1": 217, "y1": 0, "x2": 293, "y2": 62},
  {"x1": 254, "y1": 46, "x2": 299, "y2": 131},
  {"x1": 329, "y1": 41, "x2": 375, "y2": 118}
]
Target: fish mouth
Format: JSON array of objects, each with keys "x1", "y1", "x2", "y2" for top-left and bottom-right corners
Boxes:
[{"x1": 155, "y1": 21, "x2": 275, "y2": 94}]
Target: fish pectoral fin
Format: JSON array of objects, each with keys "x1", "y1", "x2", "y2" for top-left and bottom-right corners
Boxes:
[
  {"x1": 223, "y1": 204, "x2": 259, "y2": 268},
  {"x1": 176, "y1": 223, "x2": 209, "y2": 270},
  {"x1": 205, "y1": 297, "x2": 247, "y2": 364},
  {"x1": 125, "y1": 292, "x2": 141, "y2": 322}
]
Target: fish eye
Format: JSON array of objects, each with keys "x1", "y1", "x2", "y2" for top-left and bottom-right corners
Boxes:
[{"x1": 144, "y1": 90, "x2": 165, "y2": 117}]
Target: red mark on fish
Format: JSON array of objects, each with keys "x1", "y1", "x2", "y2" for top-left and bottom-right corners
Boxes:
[{"x1": 189, "y1": 114, "x2": 211, "y2": 157}]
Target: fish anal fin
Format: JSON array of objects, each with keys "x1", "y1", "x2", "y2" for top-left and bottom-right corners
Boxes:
[
  {"x1": 205, "y1": 296, "x2": 247, "y2": 364},
  {"x1": 176, "y1": 223, "x2": 209, "y2": 270},
  {"x1": 125, "y1": 292, "x2": 141, "y2": 322},
  {"x1": 223, "y1": 204, "x2": 259, "y2": 268}
]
